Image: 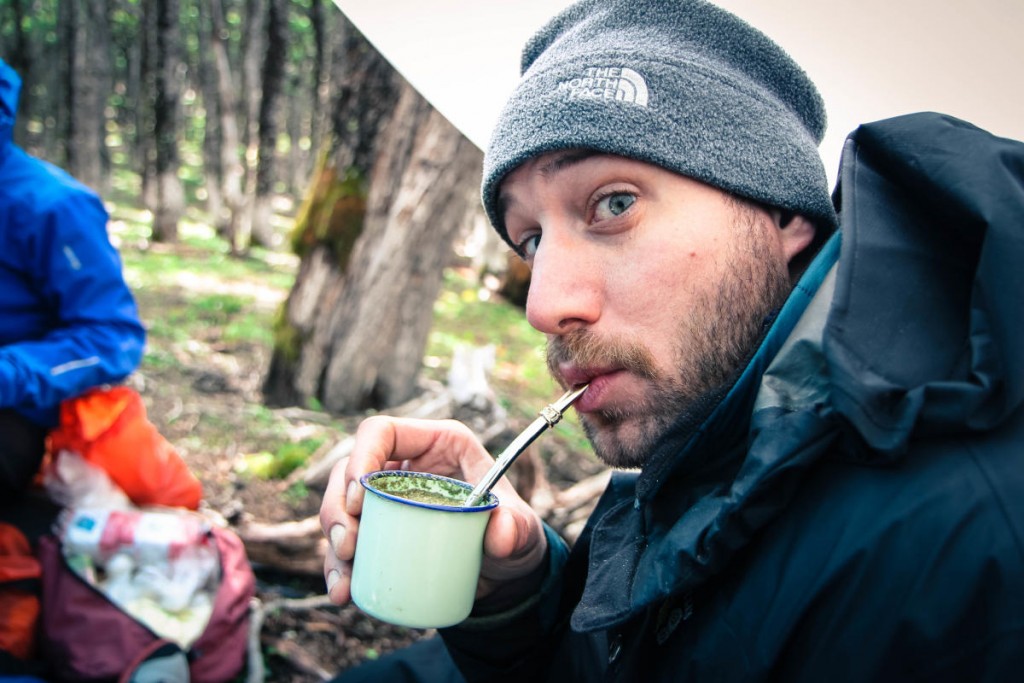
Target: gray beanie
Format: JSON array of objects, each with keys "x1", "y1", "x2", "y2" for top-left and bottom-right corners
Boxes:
[{"x1": 482, "y1": 0, "x2": 838, "y2": 247}]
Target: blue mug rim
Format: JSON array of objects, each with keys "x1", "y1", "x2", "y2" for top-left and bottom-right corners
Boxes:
[{"x1": 360, "y1": 470, "x2": 499, "y2": 512}]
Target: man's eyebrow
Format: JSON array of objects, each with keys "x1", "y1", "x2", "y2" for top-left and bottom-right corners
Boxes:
[
  {"x1": 537, "y1": 149, "x2": 600, "y2": 179},
  {"x1": 497, "y1": 150, "x2": 601, "y2": 220}
]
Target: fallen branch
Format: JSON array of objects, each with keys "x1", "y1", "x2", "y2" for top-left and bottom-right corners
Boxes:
[
  {"x1": 295, "y1": 436, "x2": 354, "y2": 489},
  {"x1": 247, "y1": 594, "x2": 336, "y2": 683},
  {"x1": 553, "y1": 468, "x2": 612, "y2": 509},
  {"x1": 547, "y1": 468, "x2": 612, "y2": 544}
]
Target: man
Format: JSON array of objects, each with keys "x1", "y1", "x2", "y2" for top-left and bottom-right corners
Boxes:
[
  {"x1": 0, "y1": 57, "x2": 146, "y2": 502},
  {"x1": 320, "y1": 0, "x2": 1024, "y2": 680}
]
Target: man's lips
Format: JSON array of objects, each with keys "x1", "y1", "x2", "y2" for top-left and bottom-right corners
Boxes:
[{"x1": 558, "y1": 366, "x2": 621, "y2": 413}]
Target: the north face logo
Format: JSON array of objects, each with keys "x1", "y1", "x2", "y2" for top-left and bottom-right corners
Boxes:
[{"x1": 555, "y1": 66, "x2": 649, "y2": 107}]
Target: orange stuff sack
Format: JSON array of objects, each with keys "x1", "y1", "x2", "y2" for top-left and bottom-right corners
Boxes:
[
  {"x1": 0, "y1": 522, "x2": 41, "y2": 661},
  {"x1": 48, "y1": 386, "x2": 202, "y2": 510}
]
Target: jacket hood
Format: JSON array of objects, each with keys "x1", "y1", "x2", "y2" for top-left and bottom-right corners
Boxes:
[
  {"x1": 825, "y1": 113, "x2": 1024, "y2": 456},
  {"x1": 571, "y1": 112, "x2": 1024, "y2": 632},
  {"x1": 0, "y1": 58, "x2": 20, "y2": 161}
]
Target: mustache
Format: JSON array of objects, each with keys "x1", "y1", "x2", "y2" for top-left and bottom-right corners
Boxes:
[{"x1": 546, "y1": 329, "x2": 659, "y2": 381}]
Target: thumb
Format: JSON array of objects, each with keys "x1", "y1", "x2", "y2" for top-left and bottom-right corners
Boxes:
[
  {"x1": 483, "y1": 506, "x2": 522, "y2": 560},
  {"x1": 483, "y1": 505, "x2": 544, "y2": 566}
]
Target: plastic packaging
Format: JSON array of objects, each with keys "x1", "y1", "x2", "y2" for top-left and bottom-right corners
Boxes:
[{"x1": 58, "y1": 507, "x2": 220, "y2": 648}]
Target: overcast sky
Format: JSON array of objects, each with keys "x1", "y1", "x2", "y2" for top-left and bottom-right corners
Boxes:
[{"x1": 332, "y1": 0, "x2": 1023, "y2": 186}]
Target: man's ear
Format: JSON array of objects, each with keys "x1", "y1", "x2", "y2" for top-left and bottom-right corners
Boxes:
[{"x1": 777, "y1": 213, "x2": 816, "y2": 266}]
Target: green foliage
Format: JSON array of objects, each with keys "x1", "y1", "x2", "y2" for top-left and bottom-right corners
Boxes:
[
  {"x1": 237, "y1": 436, "x2": 326, "y2": 480},
  {"x1": 283, "y1": 481, "x2": 310, "y2": 506}
]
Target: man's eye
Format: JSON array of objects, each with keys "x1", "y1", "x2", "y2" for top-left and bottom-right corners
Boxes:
[
  {"x1": 594, "y1": 192, "x2": 636, "y2": 220},
  {"x1": 516, "y1": 233, "x2": 541, "y2": 259}
]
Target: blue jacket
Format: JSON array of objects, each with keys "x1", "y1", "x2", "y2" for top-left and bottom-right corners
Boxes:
[
  {"x1": 0, "y1": 59, "x2": 145, "y2": 427},
  {"x1": 441, "y1": 113, "x2": 1024, "y2": 681}
]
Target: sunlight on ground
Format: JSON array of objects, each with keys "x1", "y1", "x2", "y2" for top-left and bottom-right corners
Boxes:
[
  {"x1": 171, "y1": 271, "x2": 287, "y2": 310},
  {"x1": 108, "y1": 200, "x2": 299, "y2": 310}
]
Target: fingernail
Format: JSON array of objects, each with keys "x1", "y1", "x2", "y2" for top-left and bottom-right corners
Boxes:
[
  {"x1": 330, "y1": 524, "x2": 346, "y2": 551},
  {"x1": 326, "y1": 569, "x2": 339, "y2": 593}
]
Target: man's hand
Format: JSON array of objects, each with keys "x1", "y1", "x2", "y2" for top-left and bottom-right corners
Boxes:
[{"x1": 320, "y1": 415, "x2": 548, "y2": 606}]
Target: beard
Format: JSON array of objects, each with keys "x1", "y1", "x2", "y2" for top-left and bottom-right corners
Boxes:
[{"x1": 546, "y1": 202, "x2": 793, "y2": 469}]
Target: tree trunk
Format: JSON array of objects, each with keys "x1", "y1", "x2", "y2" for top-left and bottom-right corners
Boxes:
[
  {"x1": 151, "y1": 0, "x2": 184, "y2": 241},
  {"x1": 206, "y1": 0, "x2": 246, "y2": 250},
  {"x1": 53, "y1": 1, "x2": 74, "y2": 166},
  {"x1": 249, "y1": 0, "x2": 286, "y2": 249},
  {"x1": 264, "y1": 69, "x2": 483, "y2": 413},
  {"x1": 137, "y1": 0, "x2": 158, "y2": 209},
  {"x1": 65, "y1": 0, "x2": 111, "y2": 192},
  {"x1": 196, "y1": 0, "x2": 224, "y2": 228},
  {"x1": 320, "y1": 93, "x2": 481, "y2": 411},
  {"x1": 110, "y1": 0, "x2": 144, "y2": 175},
  {"x1": 194, "y1": 8, "x2": 223, "y2": 229},
  {"x1": 234, "y1": 0, "x2": 266, "y2": 251},
  {"x1": 262, "y1": 20, "x2": 397, "y2": 408},
  {"x1": 5, "y1": 0, "x2": 34, "y2": 150},
  {"x1": 285, "y1": 69, "x2": 307, "y2": 196},
  {"x1": 306, "y1": 0, "x2": 332, "y2": 178}
]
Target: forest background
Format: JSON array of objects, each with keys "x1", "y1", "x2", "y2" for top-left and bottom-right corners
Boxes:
[{"x1": 0, "y1": 0, "x2": 603, "y2": 680}]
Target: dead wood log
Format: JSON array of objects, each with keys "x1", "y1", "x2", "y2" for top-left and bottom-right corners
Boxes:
[
  {"x1": 237, "y1": 516, "x2": 327, "y2": 576},
  {"x1": 547, "y1": 468, "x2": 612, "y2": 544},
  {"x1": 294, "y1": 435, "x2": 354, "y2": 489},
  {"x1": 553, "y1": 468, "x2": 612, "y2": 509}
]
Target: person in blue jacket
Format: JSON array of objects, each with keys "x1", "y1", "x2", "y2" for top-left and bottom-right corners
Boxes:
[
  {"x1": 0, "y1": 58, "x2": 146, "y2": 500},
  {"x1": 320, "y1": 0, "x2": 1024, "y2": 681}
]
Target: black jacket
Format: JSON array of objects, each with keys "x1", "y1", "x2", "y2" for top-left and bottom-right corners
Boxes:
[{"x1": 443, "y1": 113, "x2": 1024, "y2": 682}]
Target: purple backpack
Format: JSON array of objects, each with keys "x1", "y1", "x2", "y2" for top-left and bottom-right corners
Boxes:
[{"x1": 37, "y1": 525, "x2": 255, "y2": 682}]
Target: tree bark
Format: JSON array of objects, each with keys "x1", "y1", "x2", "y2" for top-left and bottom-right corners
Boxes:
[
  {"x1": 306, "y1": 0, "x2": 332, "y2": 178},
  {"x1": 65, "y1": 0, "x2": 111, "y2": 192},
  {"x1": 137, "y1": 0, "x2": 158, "y2": 209},
  {"x1": 150, "y1": 0, "x2": 185, "y2": 241},
  {"x1": 234, "y1": 0, "x2": 266, "y2": 251},
  {"x1": 261, "y1": 19, "x2": 399, "y2": 407},
  {"x1": 5, "y1": 0, "x2": 34, "y2": 150},
  {"x1": 204, "y1": 0, "x2": 247, "y2": 246},
  {"x1": 249, "y1": 0, "x2": 286, "y2": 249},
  {"x1": 285, "y1": 69, "x2": 307, "y2": 196},
  {"x1": 263, "y1": 16, "x2": 484, "y2": 414},
  {"x1": 319, "y1": 91, "x2": 482, "y2": 412},
  {"x1": 109, "y1": 0, "x2": 144, "y2": 176},
  {"x1": 196, "y1": 0, "x2": 224, "y2": 227}
]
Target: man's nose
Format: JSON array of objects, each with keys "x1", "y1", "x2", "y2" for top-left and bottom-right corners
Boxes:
[{"x1": 525, "y1": 233, "x2": 601, "y2": 335}]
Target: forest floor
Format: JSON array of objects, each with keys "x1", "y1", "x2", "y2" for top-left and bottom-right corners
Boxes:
[{"x1": 115, "y1": 207, "x2": 605, "y2": 681}]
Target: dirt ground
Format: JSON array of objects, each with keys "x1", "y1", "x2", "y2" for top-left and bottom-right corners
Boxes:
[{"x1": 132, "y1": 279, "x2": 604, "y2": 681}]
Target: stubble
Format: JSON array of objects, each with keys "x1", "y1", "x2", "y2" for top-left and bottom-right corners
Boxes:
[{"x1": 546, "y1": 203, "x2": 793, "y2": 468}]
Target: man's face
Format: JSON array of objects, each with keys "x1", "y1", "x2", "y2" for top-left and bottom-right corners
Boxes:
[{"x1": 499, "y1": 151, "x2": 808, "y2": 468}]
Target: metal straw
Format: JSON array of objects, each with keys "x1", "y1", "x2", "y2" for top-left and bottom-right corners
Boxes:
[{"x1": 465, "y1": 384, "x2": 588, "y2": 506}]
